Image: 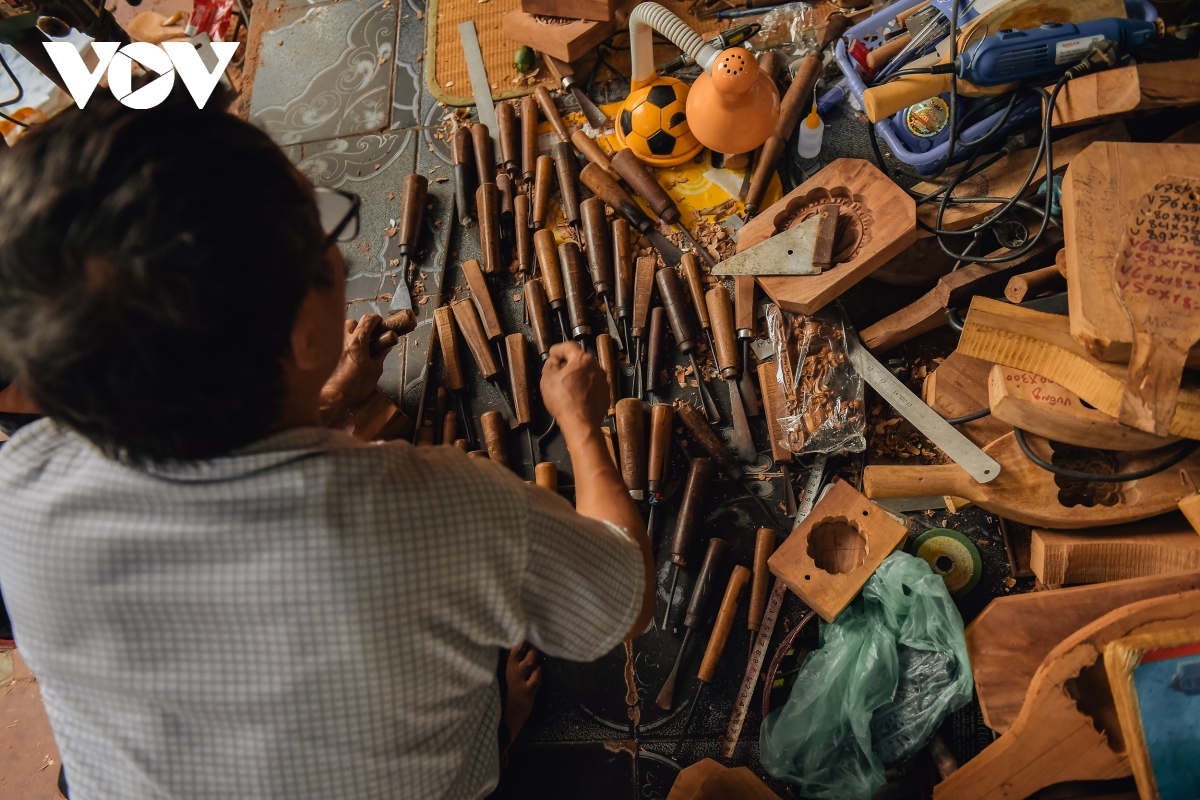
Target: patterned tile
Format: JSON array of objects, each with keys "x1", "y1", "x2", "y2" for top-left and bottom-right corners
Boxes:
[{"x1": 249, "y1": 0, "x2": 399, "y2": 146}]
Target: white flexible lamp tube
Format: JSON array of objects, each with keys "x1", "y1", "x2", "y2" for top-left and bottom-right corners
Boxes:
[{"x1": 628, "y1": 3, "x2": 721, "y2": 88}]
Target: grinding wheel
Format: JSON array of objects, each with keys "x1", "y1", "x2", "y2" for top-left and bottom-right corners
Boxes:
[{"x1": 912, "y1": 528, "x2": 982, "y2": 596}]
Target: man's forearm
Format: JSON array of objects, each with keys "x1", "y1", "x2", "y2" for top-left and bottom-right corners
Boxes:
[{"x1": 562, "y1": 423, "x2": 655, "y2": 636}]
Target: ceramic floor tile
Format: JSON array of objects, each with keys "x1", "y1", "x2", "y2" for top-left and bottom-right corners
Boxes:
[{"x1": 249, "y1": 0, "x2": 399, "y2": 146}]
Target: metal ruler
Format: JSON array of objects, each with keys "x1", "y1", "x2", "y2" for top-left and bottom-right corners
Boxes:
[
  {"x1": 720, "y1": 454, "x2": 827, "y2": 760},
  {"x1": 457, "y1": 21, "x2": 498, "y2": 148},
  {"x1": 845, "y1": 334, "x2": 1002, "y2": 484}
]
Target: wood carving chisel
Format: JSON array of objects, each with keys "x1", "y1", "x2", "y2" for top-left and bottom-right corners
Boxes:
[
  {"x1": 551, "y1": 141, "x2": 582, "y2": 228},
  {"x1": 533, "y1": 84, "x2": 572, "y2": 145},
  {"x1": 580, "y1": 197, "x2": 623, "y2": 349},
  {"x1": 630, "y1": 256, "x2": 657, "y2": 399},
  {"x1": 661, "y1": 457, "x2": 715, "y2": 630},
  {"x1": 533, "y1": 229, "x2": 569, "y2": 340},
  {"x1": 452, "y1": 126, "x2": 475, "y2": 228},
  {"x1": 559, "y1": 241, "x2": 593, "y2": 352},
  {"x1": 612, "y1": 218, "x2": 634, "y2": 354},
  {"x1": 520, "y1": 95, "x2": 538, "y2": 186},
  {"x1": 615, "y1": 398, "x2": 646, "y2": 505},
  {"x1": 450, "y1": 298, "x2": 518, "y2": 428},
  {"x1": 610, "y1": 149, "x2": 715, "y2": 267},
  {"x1": 657, "y1": 267, "x2": 721, "y2": 425},
  {"x1": 387, "y1": 173, "x2": 427, "y2": 309},
  {"x1": 596, "y1": 333, "x2": 619, "y2": 418},
  {"x1": 706, "y1": 285, "x2": 755, "y2": 463},
  {"x1": 505, "y1": 332, "x2": 534, "y2": 477},
  {"x1": 496, "y1": 100, "x2": 519, "y2": 180},
  {"x1": 434, "y1": 304, "x2": 477, "y2": 449},
  {"x1": 579, "y1": 163, "x2": 684, "y2": 268},
  {"x1": 523, "y1": 279, "x2": 554, "y2": 360},
  {"x1": 733, "y1": 276, "x2": 760, "y2": 416},
  {"x1": 644, "y1": 307, "x2": 667, "y2": 404},
  {"x1": 657, "y1": 536, "x2": 728, "y2": 709},
  {"x1": 681, "y1": 253, "x2": 715, "y2": 356},
  {"x1": 462, "y1": 257, "x2": 509, "y2": 373},
  {"x1": 674, "y1": 565, "x2": 751, "y2": 756},
  {"x1": 645, "y1": 402, "x2": 673, "y2": 545},
  {"x1": 542, "y1": 53, "x2": 608, "y2": 129},
  {"x1": 747, "y1": 527, "x2": 775, "y2": 661}
]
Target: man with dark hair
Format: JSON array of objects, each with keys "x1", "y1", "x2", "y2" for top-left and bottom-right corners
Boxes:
[{"x1": 0, "y1": 94, "x2": 653, "y2": 799}]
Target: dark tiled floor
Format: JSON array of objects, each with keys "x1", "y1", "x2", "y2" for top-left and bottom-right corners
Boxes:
[{"x1": 245, "y1": 6, "x2": 1011, "y2": 798}]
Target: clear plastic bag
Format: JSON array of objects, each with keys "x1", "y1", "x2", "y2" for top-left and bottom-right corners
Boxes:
[
  {"x1": 752, "y1": 3, "x2": 818, "y2": 55},
  {"x1": 765, "y1": 304, "x2": 866, "y2": 455},
  {"x1": 759, "y1": 552, "x2": 973, "y2": 800}
]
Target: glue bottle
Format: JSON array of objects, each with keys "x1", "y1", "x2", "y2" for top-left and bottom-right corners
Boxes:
[{"x1": 797, "y1": 104, "x2": 824, "y2": 160}]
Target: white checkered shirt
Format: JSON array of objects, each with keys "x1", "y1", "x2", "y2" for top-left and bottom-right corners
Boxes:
[{"x1": 0, "y1": 420, "x2": 644, "y2": 799}]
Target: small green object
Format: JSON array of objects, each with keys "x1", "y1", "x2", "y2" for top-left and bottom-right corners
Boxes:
[
  {"x1": 514, "y1": 46, "x2": 535, "y2": 75},
  {"x1": 912, "y1": 528, "x2": 982, "y2": 596}
]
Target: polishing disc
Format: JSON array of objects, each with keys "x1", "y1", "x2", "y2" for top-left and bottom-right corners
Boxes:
[{"x1": 913, "y1": 528, "x2": 982, "y2": 595}]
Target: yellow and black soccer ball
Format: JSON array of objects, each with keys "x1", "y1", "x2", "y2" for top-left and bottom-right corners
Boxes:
[{"x1": 615, "y1": 77, "x2": 702, "y2": 168}]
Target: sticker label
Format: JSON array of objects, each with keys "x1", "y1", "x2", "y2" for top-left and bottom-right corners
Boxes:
[
  {"x1": 1054, "y1": 34, "x2": 1107, "y2": 64},
  {"x1": 905, "y1": 96, "x2": 950, "y2": 139}
]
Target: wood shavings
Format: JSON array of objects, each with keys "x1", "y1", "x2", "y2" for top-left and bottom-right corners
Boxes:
[
  {"x1": 384, "y1": 228, "x2": 397, "y2": 237},
  {"x1": 387, "y1": 192, "x2": 395, "y2": 201}
]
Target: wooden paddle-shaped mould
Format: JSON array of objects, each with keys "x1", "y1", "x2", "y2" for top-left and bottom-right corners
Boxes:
[
  {"x1": 935, "y1": 590, "x2": 1200, "y2": 800},
  {"x1": 863, "y1": 430, "x2": 1200, "y2": 529},
  {"x1": 1113, "y1": 175, "x2": 1200, "y2": 436}
]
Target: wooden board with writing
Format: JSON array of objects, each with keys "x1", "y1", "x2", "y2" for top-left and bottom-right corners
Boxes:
[
  {"x1": 1113, "y1": 175, "x2": 1200, "y2": 435},
  {"x1": 737, "y1": 159, "x2": 917, "y2": 316},
  {"x1": 1063, "y1": 142, "x2": 1200, "y2": 365},
  {"x1": 957, "y1": 297, "x2": 1200, "y2": 440},
  {"x1": 988, "y1": 365, "x2": 1178, "y2": 451},
  {"x1": 923, "y1": 352, "x2": 1013, "y2": 448}
]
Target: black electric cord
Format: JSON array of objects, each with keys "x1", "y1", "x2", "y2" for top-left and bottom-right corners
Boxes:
[
  {"x1": 1013, "y1": 427, "x2": 1200, "y2": 482},
  {"x1": 946, "y1": 407, "x2": 990, "y2": 424},
  {"x1": 0, "y1": 51, "x2": 28, "y2": 129}
]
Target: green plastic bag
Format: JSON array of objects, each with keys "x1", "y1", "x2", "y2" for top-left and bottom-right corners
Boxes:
[{"x1": 760, "y1": 551, "x2": 973, "y2": 800}]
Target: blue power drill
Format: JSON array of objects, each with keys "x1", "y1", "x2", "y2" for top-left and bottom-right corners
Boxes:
[{"x1": 957, "y1": 18, "x2": 1171, "y2": 86}]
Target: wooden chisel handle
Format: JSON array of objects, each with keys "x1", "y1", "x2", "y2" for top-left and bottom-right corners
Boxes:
[
  {"x1": 453, "y1": 126, "x2": 476, "y2": 228},
  {"x1": 451, "y1": 298, "x2": 499, "y2": 379},
  {"x1": 685, "y1": 537, "x2": 729, "y2": 630},
  {"x1": 734, "y1": 276, "x2": 756, "y2": 340},
  {"x1": 521, "y1": 95, "x2": 539, "y2": 183},
  {"x1": 471, "y1": 122, "x2": 495, "y2": 188},
  {"x1": 866, "y1": 31, "x2": 912, "y2": 71},
  {"x1": 476, "y1": 184, "x2": 502, "y2": 275},
  {"x1": 533, "y1": 155, "x2": 555, "y2": 229},
  {"x1": 572, "y1": 129, "x2": 618, "y2": 180},
  {"x1": 596, "y1": 333, "x2": 619, "y2": 416},
  {"x1": 675, "y1": 400, "x2": 743, "y2": 481},
  {"x1": 442, "y1": 409, "x2": 459, "y2": 448},
  {"x1": 497, "y1": 100, "x2": 519, "y2": 176},
  {"x1": 706, "y1": 286, "x2": 739, "y2": 380},
  {"x1": 580, "y1": 163, "x2": 650, "y2": 233},
  {"x1": 631, "y1": 256, "x2": 657, "y2": 339},
  {"x1": 552, "y1": 141, "x2": 582, "y2": 226},
  {"x1": 647, "y1": 402, "x2": 673, "y2": 495},
  {"x1": 681, "y1": 253, "x2": 709, "y2": 331},
  {"x1": 862, "y1": 74, "x2": 952, "y2": 124},
  {"x1": 613, "y1": 218, "x2": 633, "y2": 320},
  {"x1": 435, "y1": 305, "x2": 465, "y2": 392},
  {"x1": 514, "y1": 193, "x2": 533, "y2": 275},
  {"x1": 615, "y1": 397, "x2": 646, "y2": 500},
  {"x1": 524, "y1": 279, "x2": 554, "y2": 357},
  {"x1": 862, "y1": 463, "x2": 973, "y2": 501},
  {"x1": 506, "y1": 333, "x2": 532, "y2": 426},
  {"x1": 580, "y1": 197, "x2": 613, "y2": 296},
  {"x1": 462, "y1": 258, "x2": 503, "y2": 341},
  {"x1": 656, "y1": 267, "x2": 699, "y2": 356},
  {"x1": 535, "y1": 461, "x2": 558, "y2": 492},
  {"x1": 748, "y1": 528, "x2": 775, "y2": 632},
  {"x1": 698, "y1": 565, "x2": 751, "y2": 683},
  {"x1": 534, "y1": 84, "x2": 571, "y2": 143},
  {"x1": 669, "y1": 456, "x2": 716, "y2": 565},
  {"x1": 559, "y1": 241, "x2": 591, "y2": 338},
  {"x1": 397, "y1": 173, "x2": 428, "y2": 257},
  {"x1": 534, "y1": 229, "x2": 565, "y2": 308},
  {"x1": 645, "y1": 307, "x2": 667, "y2": 395},
  {"x1": 611, "y1": 149, "x2": 678, "y2": 225},
  {"x1": 481, "y1": 410, "x2": 509, "y2": 466}
]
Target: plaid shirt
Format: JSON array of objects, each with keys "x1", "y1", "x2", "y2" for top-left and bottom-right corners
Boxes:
[{"x1": 0, "y1": 420, "x2": 643, "y2": 799}]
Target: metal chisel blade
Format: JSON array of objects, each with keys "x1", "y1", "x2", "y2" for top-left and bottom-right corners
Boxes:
[
  {"x1": 648, "y1": 230, "x2": 684, "y2": 268},
  {"x1": 570, "y1": 85, "x2": 609, "y2": 129},
  {"x1": 727, "y1": 379, "x2": 756, "y2": 463}
]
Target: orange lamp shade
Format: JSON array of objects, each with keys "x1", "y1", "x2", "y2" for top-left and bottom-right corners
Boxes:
[{"x1": 685, "y1": 48, "x2": 780, "y2": 155}]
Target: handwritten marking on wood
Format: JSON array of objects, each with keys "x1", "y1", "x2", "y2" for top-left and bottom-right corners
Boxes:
[{"x1": 1114, "y1": 175, "x2": 1200, "y2": 435}]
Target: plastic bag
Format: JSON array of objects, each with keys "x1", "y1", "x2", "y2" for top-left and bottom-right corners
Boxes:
[
  {"x1": 765, "y1": 304, "x2": 866, "y2": 455},
  {"x1": 760, "y1": 552, "x2": 973, "y2": 800},
  {"x1": 752, "y1": 3, "x2": 818, "y2": 55}
]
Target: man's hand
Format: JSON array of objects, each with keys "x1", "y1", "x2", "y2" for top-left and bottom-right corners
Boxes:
[
  {"x1": 320, "y1": 314, "x2": 392, "y2": 417},
  {"x1": 540, "y1": 342, "x2": 609, "y2": 440}
]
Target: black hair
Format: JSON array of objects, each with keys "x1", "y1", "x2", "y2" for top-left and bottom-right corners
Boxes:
[{"x1": 0, "y1": 91, "x2": 333, "y2": 462}]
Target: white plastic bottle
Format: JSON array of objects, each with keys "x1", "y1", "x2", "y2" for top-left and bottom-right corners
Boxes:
[{"x1": 797, "y1": 105, "x2": 824, "y2": 160}]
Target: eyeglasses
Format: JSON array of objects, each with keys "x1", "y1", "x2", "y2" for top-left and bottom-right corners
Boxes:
[{"x1": 314, "y1": 187, "x2": 361, "y2": 246}]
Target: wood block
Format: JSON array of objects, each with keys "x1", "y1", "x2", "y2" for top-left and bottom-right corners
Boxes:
[
  {"x1": 922, "y1": 352, "x2": 1013, "y2": 448},
  {"x1": 988, "y1": 365, "x2": 1179, "y2": 452},
  {"x1": 502, "y1": 9, "x2": 616, "y2": 63},
  {"x1": 863, "y1": 429, "x2": 1200, "y2": 529},
  {"x1": 957, "y1": 296, "x2": 1200, "y2": 440},
  {"x1": 520, "y1": 0, "x2": 619, "y2": 22},
  {"x1": 668, "y1": 759, "x2": 782, "y2": 800},
  {"x1": 758, "y1": 362, "x2": 792, "y2": 464},
  {"x1": 935, "y1": 590, "x2": 1200, "y2": 800},
  {"x1": 965, "y1": 570, "x2": 1200, "y2": 733},
  {"x1": 737, "y1": 159, "x2": 917, "y2": 316},
  {"x1": 1031, "y1": 513, "x2": 1200, "y2": 585},
  {"x1": 910, "y1": 121, "x2": 1128, "y2": 232},
  {"x1": 1051, "y1": 59, "x2": 1200, "y2": 127},
  {"x1": 767, "y1": 478, "x2": 908, "y2": 623},
  {"x1": 861, "y1": 227, "x2": 1062, "y2": 353},
  {"x1": 341, "y1": 390, "x2": 413, "y2": 443},
  {"x1": 1062, "y1": 141, "x2": 1200, "y2": 365}
]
